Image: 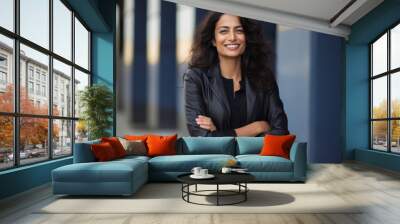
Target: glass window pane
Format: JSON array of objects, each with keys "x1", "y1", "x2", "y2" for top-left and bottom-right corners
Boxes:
[
  {"x1": 0, "y1": 0, "x2": 14, "y2": 31},
  {"x1": 74, "y1": 69, "x2": 89, "y2": 118},
  {"x1": 391, "y1": 72, "x2": 400, "y2": 118},
  {"x1": 53, "y1": 59, "x2": 72, "y2": 117},
  {"x1": 391, "y1": 24, "x2": 400, "y2": 70},
  {"x1": 53, "y1": 0, "x2": 72, "y2": 60},
  {"x1": 372, "y1": 33, "x2": 387, "y2": 76},
  {"x1": 372, "y1": 121, "x2": 388, "y2": 151},
  {"x1": 20, "y1": 0, "x2": 49, "y2": 49},
  {"x1": 372, "y1": 77, "x2": 387, "y2": 119},
  {"x1": 20, "y1": 117, "x2": 49, "y2": 165},
  {"x1": 392, "y1": 120, "x2": 400, "y2": 153},
  {"x1": 0, "y1": 116, "x2": 14, "y2": 170},
  {"x1": 75, "y1": 18, "x2": 89, "y2": 70},
  {"x1": 0, "y1": 35, "x2": 14, "y2": 113},
  {"x1": 20, "y1": 44, "x2": 49, "y2": 115},
  {"x1": 75, "y1": 120, "x2": 88, "y2": 143},
  {"x1": 53, "y1": 119, "x2": 72, "y2": 157}
]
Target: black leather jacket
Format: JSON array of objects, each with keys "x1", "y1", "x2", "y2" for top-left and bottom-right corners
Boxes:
[{"x1": 184, "y1": 64, "x2": 289, "y2": 137}]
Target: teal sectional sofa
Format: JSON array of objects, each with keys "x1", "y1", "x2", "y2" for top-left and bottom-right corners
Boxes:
[{"x1": 52, "y1": 137, "x2": 307, "y2": 196}]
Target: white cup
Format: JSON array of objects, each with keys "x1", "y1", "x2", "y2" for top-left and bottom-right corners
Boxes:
[
  {"x1": 191, "y1": 167, "x2": 202, "y2": 176},
  {"x1": 200, "y1": 169, "x2": 208, "y2": 176},
  {"x1": 221, "y1": 167, "x2": 232, "y2": 174}
]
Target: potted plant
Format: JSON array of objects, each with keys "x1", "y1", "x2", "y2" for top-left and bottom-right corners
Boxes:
[{"x1": 79, "y1": 84, "x2": 113, "y2": 140}]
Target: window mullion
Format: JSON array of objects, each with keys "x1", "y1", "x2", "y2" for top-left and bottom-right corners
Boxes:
[
  {"x1": 14, "y1": 0, "x2": 21, "y2": 167},
  {"x1": 72, "y1": 10, "x2": 76, "y2": 155},
  {"x1": 370, "y1": 45, "x2": 373, "y2": 149},
  {"x1": 388, "y1": 30, "x2": 391, "y2": 152},
  {"x1": 49, "y1": 0, "x2": 54, "y2": 160}
]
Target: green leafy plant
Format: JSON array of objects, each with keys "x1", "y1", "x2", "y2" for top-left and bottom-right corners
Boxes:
[{"x1": 79, "y1": 84, "x2": 113, "y2": 140}]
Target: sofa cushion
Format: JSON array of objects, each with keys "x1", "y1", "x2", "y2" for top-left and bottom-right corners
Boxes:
[
  {"x1": 178, "y1": 137, "x2": 235, "y2": 155},
  {"x1": 101, "y1": 137, "x2": 127, "y2": 158},
  {"x1": 236, "y1": 155, "x2": 293, "y2": 172},
  {"x1": 73, "y1": 139, "x2": 100, "y2": 163},
  {"x1": 91, "y1": 142, "x2": 118, "y2": 161},
  {"x1": 118, "y1": 138, "x2": 147, "y2": 156},
  {"x1": 148, "y1": 154, "x2": 235, "y2": 172},
  {"x1": 235, "y1": 137, "x2": 264, "y2": 155},
  {"x1": 52, "y1": 158, "x2": 147, "y2": 183},
  {"x1": 115, "y1": 155, "x2": 150, "y2": 163}
]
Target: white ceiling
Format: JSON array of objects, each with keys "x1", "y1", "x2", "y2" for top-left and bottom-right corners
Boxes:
[
  {"x1": 167, "y1": 0, "x2": 384, "y2": 38},
  {"x1": 226, "y1": 0, "x2": 352, "y2": 23}
]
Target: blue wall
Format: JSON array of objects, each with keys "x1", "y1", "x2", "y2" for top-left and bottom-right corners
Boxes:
[
  {"x1": 0, "y1": 158, "x2": 72, "y2": 199},
  {"x1": 277, "y1": 28, "x2": 311, "y2": 146},
  {"x1": 346, "y1": 0, "x2": 400, "y2": 170},
  {"x1": 278, "y1": 28, "x2": 345, "y2": 163}
]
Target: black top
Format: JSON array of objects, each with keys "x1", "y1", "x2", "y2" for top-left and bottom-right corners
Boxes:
[
  {"x1": 221, "y1": 76, "x2": 247, "y2": 136},
  {"x1": 177, "y1": 173, "x2": 255, "y2": 185}
]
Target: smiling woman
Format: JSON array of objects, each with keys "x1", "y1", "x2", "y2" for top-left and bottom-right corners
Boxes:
[{"x1": 184, "y1": 13, "x2": 289, "y2": 137}]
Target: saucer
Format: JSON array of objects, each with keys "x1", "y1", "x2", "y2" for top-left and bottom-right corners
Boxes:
[{"x1": 190, "y1": 174, "x2": 215, "y2": 179}]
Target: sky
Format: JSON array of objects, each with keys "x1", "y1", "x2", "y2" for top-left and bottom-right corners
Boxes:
[
  {"x1": 372, "y1": 31, "x2": 400, "y2": 110},
  {"x1": 0, "y1": 0, "x2": 89, "y2": 72}
]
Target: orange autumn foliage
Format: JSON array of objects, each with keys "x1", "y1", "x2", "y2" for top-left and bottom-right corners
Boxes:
[{"x1": 0, "y1": 84, "x2": 59, "y2": 149}]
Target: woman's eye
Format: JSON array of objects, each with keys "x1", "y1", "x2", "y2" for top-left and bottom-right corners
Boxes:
[
  {"x1": 219, "y1": 30, "x2": 228, "y2": 34},
  {"x1": 236, "y1": 29, "x2": 244, "y2": 33}
]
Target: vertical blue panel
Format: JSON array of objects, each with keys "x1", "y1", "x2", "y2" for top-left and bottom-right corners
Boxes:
[
  {"x1": 277, "y1": 28, "x2": 311, "y2": 160},
  {"x1": 309, "y1": 32, "x2": 345, "y2": 163},
  {"x1": 345, "y1": 45, "x2": 369, "y2": 159},
  {"x1": 92, "y1": 32, "x2": 114, "y2": 135},
  {"x1": 92, "y1": 0, "x2": 115, "y2": 135},
  {"x1": 278, "y1": 28, "x2": 345, "y2": 163},
  {"x1": 158, "y1": 1, "x2": 177, "y2": 128},
  {"x1": 132, "y1": 0, "x2": 148, "y2": 125},
  {"x1": 195, "y1": 8, "x2": 208, "y2": 25},
  {"x1": 262, "y1": 23, "x2": 276, "y2": 73}
]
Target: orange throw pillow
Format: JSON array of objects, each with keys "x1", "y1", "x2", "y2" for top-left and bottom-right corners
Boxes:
[
  {"x1": 101, "y1": 137, "x2": 127, "y2": 158},
  {"x1": 91, "y1": 142, "x2": 117, "y2": 161},
  {"x1": 259, "y1": 134, "x2": 296, "y2": 159},
  {"x1": 146, "y1": 134, "x2": 177, "y2": 157},
  {"x1": 124, "y1": 135, "x2": 148, "y2": 141}
]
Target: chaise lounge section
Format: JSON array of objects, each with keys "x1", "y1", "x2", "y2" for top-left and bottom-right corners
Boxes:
[{"x1": 52, "y1": 137, "x2": 307, "y2": 196}]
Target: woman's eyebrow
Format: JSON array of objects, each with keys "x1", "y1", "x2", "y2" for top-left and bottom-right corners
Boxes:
[{"x1": 216, "y1": 25, "x2": 243, "y2": 29}]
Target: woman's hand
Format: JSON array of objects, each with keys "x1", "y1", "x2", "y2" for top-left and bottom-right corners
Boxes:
[
  {"x1": 253, "y1": 121, "x2": 270, "y2": 133},
  {"x1": 234, "y1": 121, "x2": 270, "y2": 136},
  {"x1": 196, "y1": 115, "x2": 217, "y2": 132}
]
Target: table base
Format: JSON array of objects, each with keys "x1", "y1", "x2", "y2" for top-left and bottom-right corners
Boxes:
[{"x1": 181, "y1": 183, "x2": 249, "y2": 206}]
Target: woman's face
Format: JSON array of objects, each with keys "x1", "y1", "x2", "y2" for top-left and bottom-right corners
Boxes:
[{"x1": 213, "y1": 14, "x2": 246, "y2": 59}]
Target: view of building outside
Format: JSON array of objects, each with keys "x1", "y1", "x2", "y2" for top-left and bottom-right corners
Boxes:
[
  {"x1": 371, "y1": 23, "x2": 400, "y2": 153},
  {"x1": 0, "y1": 40, "x2": 80, "y2": 168},
  {"x1": 0, "y1": 0, "x2": 91, "y2": 170}
]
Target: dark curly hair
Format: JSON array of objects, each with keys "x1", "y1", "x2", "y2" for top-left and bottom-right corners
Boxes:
[{"x1": 189, "y1": 12, "x2": 276, "y2": 91}]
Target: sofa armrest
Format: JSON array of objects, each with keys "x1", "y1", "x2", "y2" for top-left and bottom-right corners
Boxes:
[
  {"x1": 73, "y1": 140, "x2": 100, "y2": 163},
  {"x1": 289, "y1": 142, "x2": 307, "y2": 181}
]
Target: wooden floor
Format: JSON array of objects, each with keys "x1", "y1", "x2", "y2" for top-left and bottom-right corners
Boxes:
[{"x1": 1, "y1": 162, "x2": 400, "y2": 224}]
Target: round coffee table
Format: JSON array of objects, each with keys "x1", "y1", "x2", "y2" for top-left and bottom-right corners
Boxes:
[{"x1": 177, "y1": 173, "x2": 255, "y2": 206}]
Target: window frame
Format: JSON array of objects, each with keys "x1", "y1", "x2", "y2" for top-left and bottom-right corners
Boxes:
[
  {"x1": 0, "y1": 0, "x2": 92, "y2": 171},
  {"x1": 369, "y1": 20, "x2": 400, "y2": 154}
]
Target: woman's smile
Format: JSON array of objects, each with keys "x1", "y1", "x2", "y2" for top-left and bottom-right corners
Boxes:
[{"x1": 225, "y1": 43, "x2": 241, "y2": 50}]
